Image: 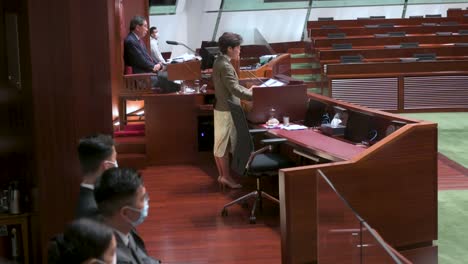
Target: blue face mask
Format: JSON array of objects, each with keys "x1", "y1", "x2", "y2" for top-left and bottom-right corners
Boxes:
[{"x1": 125, "y1": 198, "x2": 149, "y2": 227}]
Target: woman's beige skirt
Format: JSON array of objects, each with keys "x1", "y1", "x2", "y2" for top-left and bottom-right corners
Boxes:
[{"x1": 213, "y1": 109, "x2": 236, "y2": 157}]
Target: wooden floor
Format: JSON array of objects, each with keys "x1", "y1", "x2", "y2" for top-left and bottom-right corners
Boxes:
[
  {"x1": 137, "y1": 154, "x2": 467, "y2": 264},
  {"x1": 438, "y1": 153, "x2": 468, "y2": 190},
  {"x1": 138, "y1": 159, "x2": 281, "y2": 264}
]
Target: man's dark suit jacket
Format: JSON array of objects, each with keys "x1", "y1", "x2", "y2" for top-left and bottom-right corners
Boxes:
[
  {"x1": 124, "y1": 32, "x2": 157, "y2": 74},
  {"x1": 75, "y1": 186, "x2": 98, "y2": 219},
  {"x1": 116, "y1": 230, "x2": 161, "y2": 264}
]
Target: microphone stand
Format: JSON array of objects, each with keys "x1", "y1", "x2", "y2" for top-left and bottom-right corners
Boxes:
[
  {"x1": 245, "y1": 68, "x2": 269, "y2": 87},
  {"x1": 166, "y1": 40, "x2": 197, "y2": 54}
]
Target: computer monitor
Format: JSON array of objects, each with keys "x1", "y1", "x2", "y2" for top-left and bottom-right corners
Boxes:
[
  {"x1": 344, "y1": 111, "x2": 374, "y2": 143},
  {"x1": 199, "y1": 41, "x2": 219, "y2": 70},
  {"x1": 304, "y1": 99, "x2": 330, "y2": 127}
]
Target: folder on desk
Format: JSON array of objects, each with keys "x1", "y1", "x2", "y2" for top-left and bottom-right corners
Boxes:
[{"x1": 259, "y1": 78, "x2": 285, "y2": 87}]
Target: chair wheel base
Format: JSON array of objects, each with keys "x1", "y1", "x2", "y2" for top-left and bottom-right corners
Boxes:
[
  {"x1": 249, "y1": 216, "x2": 256, "y2": 224},
  {"x1": 221, "y1": 208, "x2": 228, "y2": 216}
]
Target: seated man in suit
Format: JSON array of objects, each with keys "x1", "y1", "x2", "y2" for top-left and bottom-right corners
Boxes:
[
  {"x1": 94, "y1": 167, "x2": 160, "y2": 264},
  {"x1": 124, "y1": 15, "x2": 178, "y2": 93},
  {"x1": 76, "y1": 134, "x2": 118, "y2": 219}
]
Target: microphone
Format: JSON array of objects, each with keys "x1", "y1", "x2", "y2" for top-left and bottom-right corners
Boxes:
[{"x1": 166, "y1": 40, "x2": 197, "y2": 54}]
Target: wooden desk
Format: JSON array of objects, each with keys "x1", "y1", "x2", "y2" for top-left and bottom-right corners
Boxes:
[
  {"x1": 268, "y1": 128, "x2": 365, "y2": 162},
  {"x1": 279, "y1": 94, "x2": 437, "y2": 264},
  {"x1": 307, "y1": 16, "x2": 465, "y2": 29},
  {"x1": 0, "y1": 213, "x2": 29, "y2": 264},
  {"x1": 144, "y1": 91, "x2": 213, "y2": 165},
  {"x1": 313, "y1": 34, "x2": 468, "y2": 48},
  {"x1": 310, "y1": 24, "x2": 468, "y2": 37}
]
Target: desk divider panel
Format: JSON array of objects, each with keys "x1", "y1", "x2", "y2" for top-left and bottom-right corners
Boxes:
[{"x1": 280, "y1": 118, "x2": 437, "y2": 264}]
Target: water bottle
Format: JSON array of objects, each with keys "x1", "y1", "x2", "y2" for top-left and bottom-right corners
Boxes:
[
  {"x1": 194, "y1": 79, "x2": 200, "y2": 93},
  {"x1": 9, "y1": 181, "x2": 20, "y2": 214}
]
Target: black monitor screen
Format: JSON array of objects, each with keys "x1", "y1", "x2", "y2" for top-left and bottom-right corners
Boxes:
[
  {"x1": 150, "y1": 0, "x2": 177, "y2": 5},
  {"x1": 200, "y1": 41, "x2": 219, "y2": 70},
  {"x1": 345, "y1": 111, "x2": 374, "y2": 143}
]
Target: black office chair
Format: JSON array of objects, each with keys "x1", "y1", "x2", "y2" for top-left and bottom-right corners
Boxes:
[{"x1": 221, "y1": 100, "x2": 292, "y2": 224}]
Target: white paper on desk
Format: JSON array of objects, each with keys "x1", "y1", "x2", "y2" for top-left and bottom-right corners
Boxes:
[
  {"x1": 168, "y1": 53, "x2": 201, "y2": 63},
  {"x1": 259, "y1": 78, "x2": 285, "y2": 87},
  {"x1": 281, "y1": 124, "x2": 307, "y2": 130}
]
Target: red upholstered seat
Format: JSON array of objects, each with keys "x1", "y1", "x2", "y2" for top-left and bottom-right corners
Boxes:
[{"x1": 124, "y1": 66, "x2": 133, "y2": 75}]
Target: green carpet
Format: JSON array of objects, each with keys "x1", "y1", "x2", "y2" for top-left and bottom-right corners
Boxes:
[
  {"x1": 290, "y1": 53, "x2": 315, "y2": 59},
  {"x1": 291, "y1": 62, "x2": 320, "y2": 69},
  {"x1": 401, "y1": 113, "x2": 468, "y2": 168},
  {"x1": 438, "y1": 190, "x2": 468, "y2": 264},
  {"x1": 401, "y1": 113, "x2": 468, "y2": 263}
]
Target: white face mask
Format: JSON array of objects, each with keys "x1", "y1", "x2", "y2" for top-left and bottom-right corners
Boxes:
[
  {"x1": 124, "y1": 197, "x2": 149, "y2": 227},
  {"x1": 104, "y1": 160, "x2": 118, "y2": 168},
  {"x1": 111, "y1": 252, "x2": 117, "y2": 264}
]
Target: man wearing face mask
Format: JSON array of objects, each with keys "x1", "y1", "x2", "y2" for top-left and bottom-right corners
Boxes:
[
  {"x1": 76, "y1": 134, "x2": 118, "y2": 219},
  {"x1": 94, "y1": 168, "x2": 160, "y2": 264},
  {"x1": 149, "y1": 26, "x2": 165, "y2": 65}
]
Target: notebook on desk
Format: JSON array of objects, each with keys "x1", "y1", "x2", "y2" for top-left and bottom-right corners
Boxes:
[{"x1": 259, "y1": 78, "x2": 285, "y2": 87}]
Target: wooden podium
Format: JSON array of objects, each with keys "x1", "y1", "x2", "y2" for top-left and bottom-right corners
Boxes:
[
  {"x1": 241, "y1": 75, "x2": 307, "y2": 124},
  {"x1": 166, "y1": 60, "x2": 202, "y2": 81}
]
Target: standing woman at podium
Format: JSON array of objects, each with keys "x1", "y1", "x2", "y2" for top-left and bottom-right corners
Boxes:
[{"x1": 212, "y1": 32, "x2": 253, "y2": 189}]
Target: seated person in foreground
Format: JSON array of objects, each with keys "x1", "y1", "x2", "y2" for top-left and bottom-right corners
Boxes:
[
  {"x1": 124, "y1": 15, "x2": 179, "y2": 93},
  {"x1": 76, "y1": 134, "x2": 118, "y2": 219},
  {"x1": 94, "y1": 167, "x2": 161, "y2": 264},
  {"x1": 48, "y1": 218, "x2": 117, "y2": 264}
]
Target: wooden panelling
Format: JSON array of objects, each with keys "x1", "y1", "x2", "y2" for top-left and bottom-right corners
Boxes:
[
  {"x1": 331, "y1": 78, "x2": 398, "y2": 110},
  {"x1": 27, "y1": 0, "x2": 113, "y2": 261},
  {"x1": 404, "y1": 75, "x2": 468, "y2": 109},
  {"x1": 144, "y1": 93, "x2": 209, "y2": 165}
]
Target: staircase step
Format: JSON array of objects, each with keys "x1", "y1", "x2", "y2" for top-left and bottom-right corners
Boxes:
[
  {"x1": 124, "y1": 123, "x2": 145, "y2": 131},
  {"x1": 292, "y1": 74, "x2": 323, "y2": 82},
  {"x1": 287, "y1": 48, "x2": 305, "y2": 54},
  {"x1": 117, "y1": 153, "x2": 147, "y2": 170},
  {"x1": 292, "y1": 68, "x2": 321, "y2": 75},
  {"x1": 114, "y1": 130, "x2": 145, "y2": 137},
  {"x1": 291, "y1": 62, "x2": 320, "y2": 69},
  {"x1": 290, "y1": 53, "x2": 315, "y2": 59},
  {"x1": 291, "y1": 57, "x2": 316, "y2": 64},
  {"x1": 115, "y1": 136, "x2": 146, "y2": 154}
]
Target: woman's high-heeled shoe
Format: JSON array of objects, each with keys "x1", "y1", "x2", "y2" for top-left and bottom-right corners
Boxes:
[{"x1": 218, "y1": 176, "x2": 242, "y2": 189}]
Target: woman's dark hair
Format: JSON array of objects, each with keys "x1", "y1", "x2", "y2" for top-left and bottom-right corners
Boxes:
[
  {"x1": 218, "y1": 32, "x2": 243, "y2": 54},
  {"x1": 49, "y1": 219, "x2": 114, "y2": 264}
]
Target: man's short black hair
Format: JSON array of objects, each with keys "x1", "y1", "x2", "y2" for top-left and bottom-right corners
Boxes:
[
  {"x1": 77, "y1": 134, "x2": 114, "y2": 175},
  {"x1": 150, "y1": 26, "x2": 157, "y2": 34},
  {"x1": 218, "y1": 32, "x2": 243, "y2": 54},
  {"x1": 130, "y1": 15, "x2": 146, "y2": 31},
  {"x1": 94, "y1": 168, "x2": 142, "y2": 217}
]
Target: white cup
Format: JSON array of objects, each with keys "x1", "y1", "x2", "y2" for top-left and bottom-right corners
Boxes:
[{"x1": 283, "y1": 116, "x2": 290, "y2": 126}]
